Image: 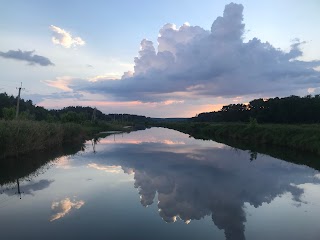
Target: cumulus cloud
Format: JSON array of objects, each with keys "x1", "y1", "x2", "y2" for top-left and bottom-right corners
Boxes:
[
  {"x1": 0, "y1": 49, "x2": 54, "y2": 66},
  {"x1": 50, "y1": 198, "x2": 85, "y2": 221},
  {"x1": 62, "y1": 3, "x2": 320, "y2": 102},
  {"x1": 50, "y1": 25, "x2": 85, "y2": 48}
]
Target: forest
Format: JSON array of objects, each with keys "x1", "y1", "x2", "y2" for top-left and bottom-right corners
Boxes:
[
  {"x1": 0, "y1": 92, "x2": 151, "y2": 158},
  {"x1": 193, "y1": 95, "x2": 320, "y2": 123},
  {"x1": 0, "y1": 92, "x2": 149, "y2": 123}
]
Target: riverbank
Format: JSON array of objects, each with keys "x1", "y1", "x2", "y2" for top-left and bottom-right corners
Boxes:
[
  {"x1": 0, "y1": 120, "x2": 131, "y2": 158},
  {"x1": 158, "y1": 122, "x2": 320, "y2": 156}
]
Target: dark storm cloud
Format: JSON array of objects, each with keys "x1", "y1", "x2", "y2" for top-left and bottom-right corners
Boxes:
[
  {"x1": 0, "y1": 49, "x2": 54, "y2": 66},
  {"x1": 67, "y1": 3, "x2": 320, "y2": 102}
]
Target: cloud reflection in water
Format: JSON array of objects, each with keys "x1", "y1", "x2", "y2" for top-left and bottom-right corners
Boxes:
[
  {"x1": 50, "y1": 198, "x2": 85, "y2": 222},
  {"x1": 84, "y1": 128, "x2": 320, "y2": 240}
]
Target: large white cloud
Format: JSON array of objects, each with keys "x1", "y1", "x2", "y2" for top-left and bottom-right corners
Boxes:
[
  {"x1": 62, "y1": 2, "x2": 320, "y2": 103},
  {"x1": 50, "y1": 25, "x2": 85, "y2": 48}
]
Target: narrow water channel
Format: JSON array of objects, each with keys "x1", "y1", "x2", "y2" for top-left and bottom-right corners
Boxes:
[{"x1": 1, "y1": 128, "x2": 319, "y2": 240}]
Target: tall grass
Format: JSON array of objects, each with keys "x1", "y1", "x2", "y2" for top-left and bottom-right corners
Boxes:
[
  {"x1": 159, "y1": 122, "x2": 320, "y2": 155},
  {"x1": 0, "y1": 119, "x2": 134, "y2": 158},
  {"x1": 1, "y1": 120, "x2": 64, "y2": 157}
]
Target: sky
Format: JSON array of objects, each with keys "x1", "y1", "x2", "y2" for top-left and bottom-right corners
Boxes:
[{"x1": 0, "y1": 0, "x2": 320, "y2": 117}]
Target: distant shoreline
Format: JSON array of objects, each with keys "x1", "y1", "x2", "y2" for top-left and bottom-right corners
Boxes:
[{"x1": 157, "y1": 122, "x2": 320, "y2": 158}]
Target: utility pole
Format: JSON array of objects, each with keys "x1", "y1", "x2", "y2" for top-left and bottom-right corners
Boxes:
[
  {"x1": 91, "y1": 107, "x2": 97, "y2": 122},
  {"x1": 16, "y1": 178, "x2": 22, "y2": 199},
  {"x1": 16, "y1": 82, "x2": 25, "y2": 119},
  {"x1": 91, "y1": 138, "x2": 96, "y2": 153}
]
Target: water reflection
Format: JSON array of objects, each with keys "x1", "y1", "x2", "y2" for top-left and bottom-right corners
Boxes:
[
  {"x1": 0, "y1": 143, "x2": 83, "y2": 185},
  {"x1": 0, "y1": 142, "x2": 83, "y2": 203},
  {"x1": 85, "y1": 128, "x2": 320, "y2": 240},
  {"x1": 50, "y1": 198, "x2": 85, "y2": 222},
  {"x1": 0, "y1": 128, "x2": 319, "y2": 240},
  {"x1": 88, "y1": 163, "x2": 122, "y2": 174},
  {"x1": 1, "y1": 179, "x2": 54, "y2": 199}
]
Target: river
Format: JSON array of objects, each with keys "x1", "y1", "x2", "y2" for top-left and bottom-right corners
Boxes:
[{"x1": 0, "y1": 127, "x2": 319, "y2": 240}]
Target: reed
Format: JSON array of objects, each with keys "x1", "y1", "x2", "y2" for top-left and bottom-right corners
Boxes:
[
  {"x1": 0, "y1": 120, "x2": 128, "y2": 158},
  {"x1": 159, "y1": 122, "x2": 320, "y2": 155}
]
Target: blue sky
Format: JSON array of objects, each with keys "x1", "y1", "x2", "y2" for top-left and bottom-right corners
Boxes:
[{"x1": 1, "y1": 0, "x2": 320, "y2": 117}]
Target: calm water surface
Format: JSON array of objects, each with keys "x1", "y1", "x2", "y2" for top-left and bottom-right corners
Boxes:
[{"x1": 1, "y1": 128, "x2": 320, "y2": 240}]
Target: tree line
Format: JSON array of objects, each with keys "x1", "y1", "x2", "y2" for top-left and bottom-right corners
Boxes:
[
  {"x1": 193, "y1": 95, "x2": 320, "y2": 123},
  {"x1": 0, "y1": 92, "x2": 150, "y2": 123}
]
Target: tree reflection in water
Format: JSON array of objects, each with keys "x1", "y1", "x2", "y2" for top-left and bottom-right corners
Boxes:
[{"x1": 89, "y1": 128, "x2": 320, "y2": 240}]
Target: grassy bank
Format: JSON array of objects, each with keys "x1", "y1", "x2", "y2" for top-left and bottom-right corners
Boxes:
[
  {"x1": 0, "y1": 120, "x2": 130, "y2": 158},
  {"x1": 159, "y1": 122, "x2": 320, "y2": 156}
]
